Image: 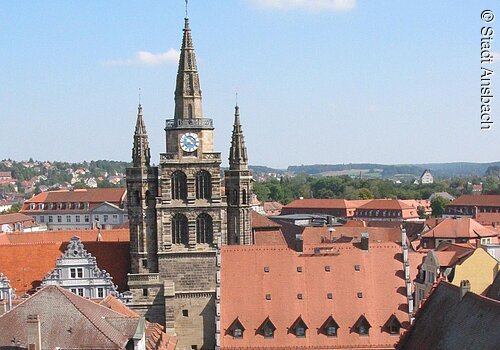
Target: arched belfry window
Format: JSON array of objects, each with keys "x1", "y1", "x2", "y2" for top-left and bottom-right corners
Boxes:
[
  {"x1": 188, "y1": 104, "x2": 193, "y2": 119},
  {"x1": 196, "y1": 213, "x2": 213, "y2": 245},
  {"x1": 172, "y1": 214, "x2": 189, "y2": 246},
  {"x1": 242, "y1": 189, "x2": 247, "y2": 205},
  {"x1": 171, "y1": 171, "x2": 187, "y2": 200},
  {"x1": 196, "y1": 170, "x2": 212, "y2": 200}
]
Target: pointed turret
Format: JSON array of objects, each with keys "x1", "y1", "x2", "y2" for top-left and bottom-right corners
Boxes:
[
  {"x1": 132, "y1": 104, "x2": 151, "y2": 168},
  {"x1": 174, "y1": 17, "x2": 203, "y2": 121},
  {"x1": 229, "y1": 105, "x2": 248, "y2": 171}
]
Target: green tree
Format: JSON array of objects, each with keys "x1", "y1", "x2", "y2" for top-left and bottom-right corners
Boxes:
[{"x1": 431, "y1": 196, "x2": 450, "y2": 217}]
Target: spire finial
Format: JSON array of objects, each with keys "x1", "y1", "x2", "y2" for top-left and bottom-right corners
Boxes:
[
  {"x1": 235, "y1": 91, "x2": 238, "y2": 107},
  {"x1": 138, "y1": 88, "x2": 142, "y2": 106},
  {"x1": 185, "y1": 0, "x2": 188, "y2": 18}
]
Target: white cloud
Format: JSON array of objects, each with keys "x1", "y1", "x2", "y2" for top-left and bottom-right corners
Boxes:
[
  {"x1": 250, "y1": 0, "x2": 356, "y2": 11},
  {"x1": 102, "y1": 48, "x2": 180, "y2": 66}
]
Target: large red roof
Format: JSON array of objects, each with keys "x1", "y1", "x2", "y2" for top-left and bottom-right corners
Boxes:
[
  {"x1": 0, "y1": 229, "x2": 130, "y2": 295},
  {"x1": 421, "y1": 218, "x2": 497, "y2": 239},
  {"x1": 220, "y1": 239, "x2": 410, "y2": 349},
  {"x1": 24, "y1": 188, "x2": 126, "y2": 204},
  {"x1": 284, "y1": 198, "x2": 365, "y2": 209},
  {"x1": 449, "y1": 194, "x2": 500, "y2": 207},
  {"x1": 358, "y1": 199, "x2": 414, "y2": 210}
]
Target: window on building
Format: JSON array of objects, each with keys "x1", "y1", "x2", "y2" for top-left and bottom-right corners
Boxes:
[
  {"x1": 228, "y1": 318, "x2": 245, "y2": 339},
  {"x1": 195, "y1": 170, "x2": 212, "y2": 200},
  {"x1": 232, "y1": 189, "x2": 238, "y2": 205},
  {"x1": 242, "y1": 189, "x2": 247, "y2": 204},
  {"x1": 196, "y1": 213, "x2": 213, "y2": 245},
  {"x1": 258, "y1": 317, "x2": 276, "y2": 339},
  {"x1": 325, "y1": 265, "x2": 331, "y2": 272},
  {"x1": 103, "y1": 215, "x2": 108, "y2": 223},
  {"x1": 40, "y1": 216, "x2": 45, "y2": 223},
  {"x1": 264, "y1": 266, "x2": 270, "y2": 273},
  {"x1": 171, "y1": 171, "x2": 188, "y2": 200},
  {"x1": 290, "y1": 317, "x2": 308, "y2": 338},
  {"x1": 70, "y1": 288, "x2": 77, "y2": 294},
  {"x1": 76, "y1": 215, "x2": 81, "y2": 223},
  {"x1": 355, "y1": 265, "x2": 361, "y2": 271},
  {"x1": 57, "y1": 216, "x2": 62, "y2": 223},
  {"x1": 97, "y1": 288, "x2": 104, "y2": 298},
  {"x1": 385, "y1": 315, "x2": 402, "y2": 335},
  {"x1": 297, "y1": 293, "x2": 303, "y2": 300},
  {"x1": 48, "y1": 216, "x2": 53, "y2": 223},
  {"x1": 142, "y1": 259, "x2": 148, "y2": 268},
  {"x1": 66, "y1": 215, "x2": 71, "y2": 223},
  {"x1": 112, "y1": 214, "x2": 118, "y2": 223},
  {"x1": 357, "y1": 292, "x2": 363, "y2": 298},
  {"x1": 171, "y1": 214, "x2": 189, "y2": 246},
  {"x1": 182, "y1": 309, "x2": 189, "y2": 317},
  {"x1": 354, "y1": 315, "x2": 371, "y2": 336},
  {"x1": 142, "y1": 288, "x2": 148, "y2": 297},
  {"x1": 297, "y1": 266, "x2": 302, "y2": 272},
  {"x1": 265, "y1": 294, "x2": 271, "y2": 300},
  {"x1": 84, "y1": 215, "x2": 89, "y2": 223},
  {"x1": 77, "y1": 288, "x2": 84, "y2": 297},
  {"x1": 327, "y1": 293, "x2": 333, "y2": 299}
]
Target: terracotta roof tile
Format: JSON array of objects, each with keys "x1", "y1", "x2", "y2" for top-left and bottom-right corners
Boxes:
[
  {"x1": 251, "y1": 211, "x2": 281, "y2": 229},
  {"x1": 0, "y1": 213, "x2": 35, "y2": 226},
  {"x1": 449, "y1": 194, "x2": 500, "y2": 207},
  {"x1": 358, "y1": 199, "x2": 414, "y2": 210},
  {"x1": 220, "y1": 238, "x2": 411, "y2": 349},
  {"x1": 0, "y1": 229, "x2": 130, "y2": 294},
  {"x1": 24, "y1": 188, "x2": 126, "y2": 204},
  {"x1": 421, "y1": 218, "x2": 497, "y2": 239}
]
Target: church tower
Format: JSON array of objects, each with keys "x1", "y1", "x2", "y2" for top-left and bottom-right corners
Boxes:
[
  {"x1": 155, "y1": 15, "x2": 225, "y2": 349},
  {"x1": 225, "y1": 105, "x2": 253, "y2": 244},
  {"x1": 126, "y1": 104, "x2": 159, "y2": 274}
]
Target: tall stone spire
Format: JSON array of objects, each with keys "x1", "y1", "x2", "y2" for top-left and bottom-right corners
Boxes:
[
  {"x1": 132, "y1": 104, "x2": 151, "y2": 168},
  {"x1": 229, "y1": 105, "x2": 248, "y2": 170},
  {"x1": 174, "y1": 16, "x2": 203, "y2": 121}
]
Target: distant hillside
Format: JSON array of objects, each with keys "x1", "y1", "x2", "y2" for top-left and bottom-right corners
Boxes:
[{"x1": 287, "y1": 162, "x2": 500, "y2": 178}]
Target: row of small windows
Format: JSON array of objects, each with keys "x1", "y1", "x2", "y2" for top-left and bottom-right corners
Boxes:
[
  {"x1": 37, "y1": 214, "x2": 118, "y2": 224},
  {"x1": 263, "y1": 265, "x2": 361, "y2": 273},
  {"x1": 29, "y1": 202, "x2": 90, "y2": 210},
  {"x1": 70, "y1": 287, "x2": 105, "y2": 298},
  {"x1": 227, "y1": 315, "x2": 402, "y2": 339},
  {"x1": 265, "y1": 292, "x2": 361, "y2": 300},
  {"x1": 171, "y1": 213, "x2": 213, "y2": 245},
  {"x1": 356, "y1": 210, "x2": 402, "y2": 217},
  {"x1": 171, "y1": 170, "x2": 212, "y2": 200}
]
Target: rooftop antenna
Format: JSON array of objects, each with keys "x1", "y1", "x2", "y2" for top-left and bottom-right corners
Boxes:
[{"x1": 185, "y1": 0, "x2": 188, "y2": 18}]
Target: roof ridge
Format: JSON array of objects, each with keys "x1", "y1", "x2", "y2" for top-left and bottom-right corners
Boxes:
[{"x1": 55, "y1": 286, "x2": 126, "y2": 347}]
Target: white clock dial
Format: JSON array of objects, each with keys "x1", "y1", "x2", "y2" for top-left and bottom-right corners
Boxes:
[{"x1": 180, "y1": 133, "x2": 200, "y2": 152}]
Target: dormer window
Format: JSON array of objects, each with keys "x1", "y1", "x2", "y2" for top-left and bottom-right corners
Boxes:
[
  {"x1": 385, "y1": 314, "x2": 402, "y2": 335},
  {"x1": 257, "y1": 317, "x2": 276, "y2": 339},
  {"x1": 354, "y1": 315, "x2": 371, "y2": 336},
  {"x1": 29, "y1": 203, "x2": 35, "y2": 210},
  {"x1": 227, "y1": 318, "x2": 245, "y2": 339},
  {"x1": 320, "y1": 316, "x2": 339, "y2": 337},
  {"x1": 290, "y1": 316, "x2": 308, "y2": 338}
]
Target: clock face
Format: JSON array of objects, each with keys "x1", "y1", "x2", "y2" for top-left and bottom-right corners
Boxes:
[{"x1": 180, "y1": 133, "x2": 200, "y2": 152}]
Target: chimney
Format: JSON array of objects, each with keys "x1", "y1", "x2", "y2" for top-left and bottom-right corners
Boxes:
[
  {"x1": 361, "y1": 232, "x2": 369, "y2": 251},
  {"x1": 27, "y1": 314, "x2": 42, "y2": 350},
  {"x1": 460, "y1": 280, "x2": 471, "y2": 300}
]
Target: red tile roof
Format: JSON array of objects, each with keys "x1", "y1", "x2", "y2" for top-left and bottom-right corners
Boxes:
[
  {"x1": 251, "y1": 211, "x2": 281, "y2": 229},
  {"x1": 449, "y1": 194, "x2": 500, "y2": 207},
  {"x1": 0, "y1": 229, "x2": 130, "y2": 294},
  {"x1": 301, "y1": 226, "x2": 403, "y2": 246},
  {"x1": 358, "y1": 199, "x2": 414, "y2": 210},
  {"x1": 24, "y1": 188, "x2": 127, "y2": 204},
  {"x1": 220, "y1": 240, "x2": 410, "y2": 349},
  {"x1": 99, "y1": 295, "x2": 139, "y2": 317},
  {"x1": 0, "y1": 212, "x2": 35, "y2": 225},
  {"x1": 284, "y1": 198, "x2": 362, "y2": 209},
  {"x1": 421, "y1": 218, "x2": 498, "y2": 239},
  {"x1": 0, "y1": 285, "x2": 138, "y2": 348}
]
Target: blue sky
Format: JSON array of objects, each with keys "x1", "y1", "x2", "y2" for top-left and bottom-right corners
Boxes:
[{"x1": 1, "y1": 0, "x2": 499, "y2": 168}]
